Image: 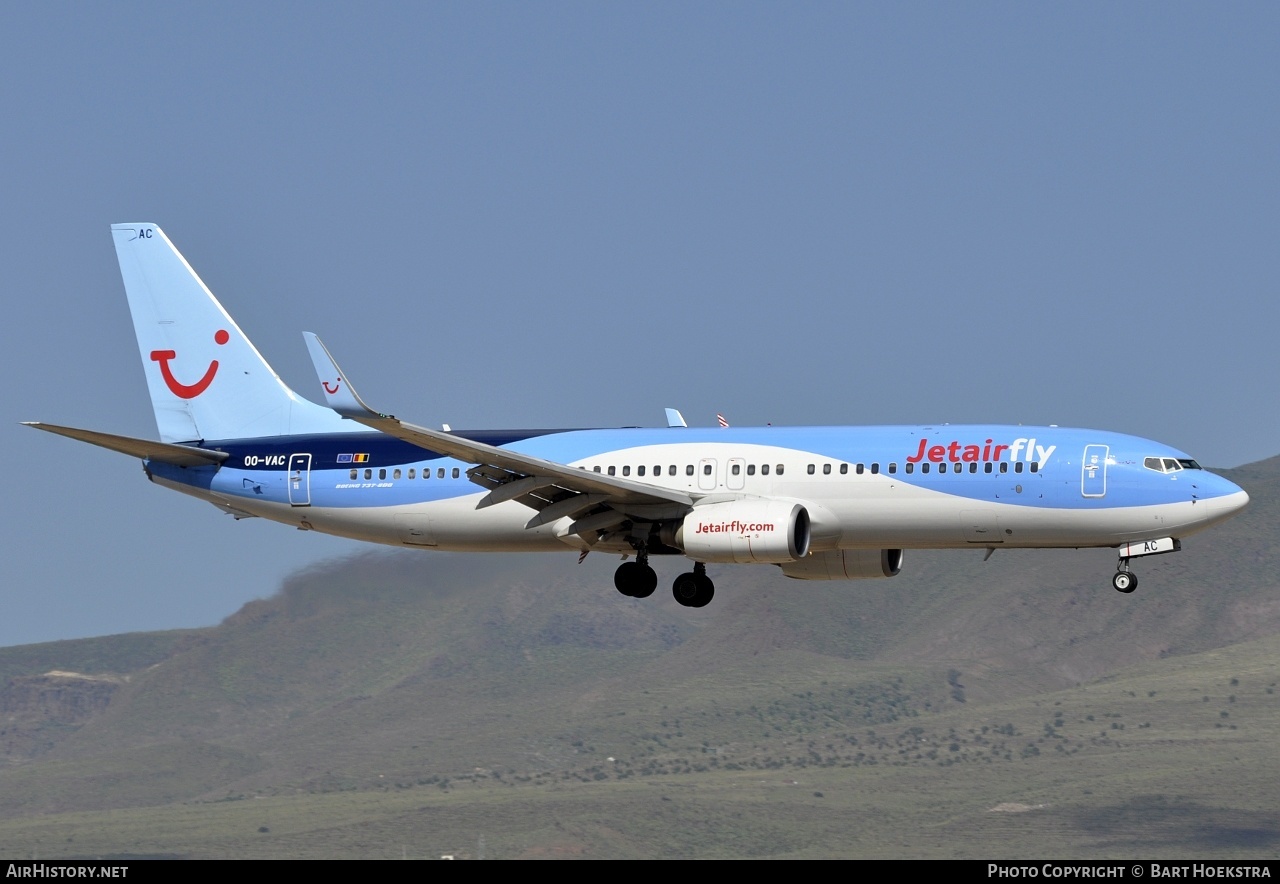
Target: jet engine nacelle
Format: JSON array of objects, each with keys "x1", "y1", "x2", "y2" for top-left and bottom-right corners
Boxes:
[
  {"x1": 674, "y1": 500, "x2": 811, "y2": 564},
  {"x1": 778, "y1": 548, "x2": 904, "y2": 580}
]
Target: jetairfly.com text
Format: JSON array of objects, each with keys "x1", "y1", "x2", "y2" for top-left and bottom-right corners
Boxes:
[{"x1": 694, "y1": 520, "x2": 775, "y2": 535}]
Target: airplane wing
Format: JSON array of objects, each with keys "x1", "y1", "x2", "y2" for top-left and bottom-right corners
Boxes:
[
  {"x1": 22, "y1": 422, "x2": 230, "y2": 467},
  {"x1": 302, "y1": 334, "x2": 694, "y2": 537}
]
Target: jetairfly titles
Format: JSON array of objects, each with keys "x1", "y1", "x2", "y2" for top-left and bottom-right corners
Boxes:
[{"x1": 906, "y1": 437, "x2": 1057, "y2": 465}]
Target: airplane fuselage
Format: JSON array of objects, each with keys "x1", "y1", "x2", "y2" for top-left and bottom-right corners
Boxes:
[{"x1": 147, "y1": 423, "x2": 1246, "y2": 555}]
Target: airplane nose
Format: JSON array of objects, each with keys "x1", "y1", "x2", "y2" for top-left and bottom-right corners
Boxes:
[
  {"x1": 1201, "y1": 476, "x2": 1248, "y2": 527},
  {"x1": 1220, "y1": 487, "x2": 1250, "y2": 516}
]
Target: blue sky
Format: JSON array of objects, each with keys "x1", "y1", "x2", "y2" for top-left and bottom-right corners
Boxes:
[{"x1": 3, "y1": 3, "x2": 1277, "y2": 646}]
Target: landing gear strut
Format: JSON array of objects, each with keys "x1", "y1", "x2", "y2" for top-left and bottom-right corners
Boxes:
[
  {"x1": 672, "y1": 562, "x2": 714, "y2": 608},
  {"x1": 614, "y1": 547, "x2": 657, "y2": 598}
]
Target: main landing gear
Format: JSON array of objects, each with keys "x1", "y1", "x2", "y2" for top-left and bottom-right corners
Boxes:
[
  {"x1": 672, "y1": 562, "x2": 714, "y2": 608},
  {"x1": 613, "y1": 555, "x2": 715, "y2": 607},
  {"x1": 614, "y1": 550, "x2": 658, "y2": 598}
]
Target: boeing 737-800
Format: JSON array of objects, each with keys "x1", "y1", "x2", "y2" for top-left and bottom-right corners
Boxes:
[{"x1": 25, "y1": 224, "x2": 1250, "y2": 607}]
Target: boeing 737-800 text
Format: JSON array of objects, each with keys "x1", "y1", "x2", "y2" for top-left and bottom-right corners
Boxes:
[{"x1": 25, "y1": 225, "x2": 1250, "y2": 607}]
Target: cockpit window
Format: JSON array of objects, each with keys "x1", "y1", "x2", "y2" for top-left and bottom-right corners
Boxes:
[{"x1": 1145, "y1": 456, "x2": 1202, "y2": 473}]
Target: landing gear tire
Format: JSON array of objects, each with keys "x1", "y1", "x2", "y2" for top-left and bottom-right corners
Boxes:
[
  {"x1": 633, "y1": 565, "x2": 657, "y2": 598},
  {"x1": 1112, "y1": 571, "x2": 1137, "y2": 593},
  {"x1": 673, "y1": 571, "x2": 714, "y2": 607},
  {"x1": 614, "y1": 561, "x2": 657, "y2": 598}
]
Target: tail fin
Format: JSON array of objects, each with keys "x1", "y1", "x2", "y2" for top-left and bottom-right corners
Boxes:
[{"x1": 111, "y1": 224, "x2": 357, "y2": 442}]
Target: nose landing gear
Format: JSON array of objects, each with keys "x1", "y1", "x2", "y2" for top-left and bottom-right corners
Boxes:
[
  {"x1": 1109, "y1": 537, "x2": 1181, "y2": 594},
  {"x1": 1111, "y1": 566, "x2": 1137, "y2": 594}
]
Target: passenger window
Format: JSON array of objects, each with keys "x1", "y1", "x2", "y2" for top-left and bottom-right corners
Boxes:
[
  {"x1": 703, "y1": 464, "x2": 712, "y2": 475},
  {"x1": 364, "y1": 469, "x2": 372, "y2": 480},
  {"x1": 623, "y1": 466, "x2": 631, "y2": 476},
  {"x1": 839, "y1": 463, "x2": 848, "y2": 475},
  {"x1": 637, "y1": 466, "x2": 645, "y2": 476},
  {"x1": 437, "y1": 468, "x2": 445, "y2": 478},
  {"x1": 654, "y1": 465, "x2": 661, "y2": 476},
  {"x1": 761, "y1": 464, "x2": 770, "y2": 476},
  {"x1": 393, "y1": 469, "x2": 401, "y2": 480},
  {"x1": 999, "y1": 463, "x2": 1008, "y2": 474},
  {"x1": 776, "y1": 464, "x2": 785, "y2": 476},
  {"x1": 922, "y1": 463, "x2": 930, "y2": 474},
  {"x1": 350, "y1": 469, "x2": 357, "y2": 480},
  {"x1": 1029, "y1": 462, "x2": 1038, "y2": 473},
  {"x1": 905, "y1": 462, "x2": 914, "y2": 474},
  {"x1": 668, "y1": 465, "x2": 677, "y2": 476},
  {"x1": 872, "y1": 463, "x2": 881, "y2": 475},
  {"x1": 608, "y1": 466, "x2": 616, "y2": 476},
  {"x1": 984, "y1": 463, "x2": 992, "y2": 473},
  {"x1": 856, "y1": 464, "x2": 864, "y2": 475},
  {"x1": 1014, "y1": 462, "x2": 1023, "y2": 473},
  {"x1": 969, "y1": 463, "x2": 977, "y2": 473},
  {"x1": 823, "y1": 464, "x2": 832, "y2": 475},
  {"x1": 686, "y1": 465, "x2": 694, "y2": 476},
  {"x1": 807, "y1": 464, "x2": 815, "y2": 475},
  {"x1": 452, "y1": 468, "x2": 460, "y2": 479},
  {"x1": 408, "y1": 468, "x2": 416, "y2": 479},
  {"x1": 747, "y1": 464, "x2": 756, "y2": 476},
  {"x1": 731, "y1": 464, "x2": 741, "y2": 476},
  {"x1": 379, "y1": 468, "x2": 387, "y2": 480},
  {"x1": 593, "y1": 466, "x2": 601, "y2": 473}
]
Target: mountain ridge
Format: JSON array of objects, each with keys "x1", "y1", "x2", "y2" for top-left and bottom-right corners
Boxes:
[{"x1": 0, "y1": 456, "x2": 1276, "y2": 856}]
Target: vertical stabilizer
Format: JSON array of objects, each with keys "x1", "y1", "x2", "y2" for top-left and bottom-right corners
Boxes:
[{"x1": 111, "y1": 224, "x2": 357, "y2": 442}]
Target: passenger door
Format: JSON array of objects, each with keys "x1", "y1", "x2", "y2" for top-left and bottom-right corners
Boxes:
[
  {"x1": 1081, "y1": 445, "x2": 1108, "y2": 498},
  {"x1": 288, "y1": 453, "x2": 312, "y2": 506}
]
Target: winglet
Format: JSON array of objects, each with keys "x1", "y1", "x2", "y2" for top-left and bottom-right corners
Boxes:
[
  {"x1": 664, "y1": 408, "x2": 687, "y2": 428},
  {"x1": 302, "y1": 332, "x2": 391, "y2": 420}
]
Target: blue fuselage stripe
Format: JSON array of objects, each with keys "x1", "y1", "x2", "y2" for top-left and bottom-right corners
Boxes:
[{"x1": 148, "y1": 424, "x2": 1242, "y2": 514}]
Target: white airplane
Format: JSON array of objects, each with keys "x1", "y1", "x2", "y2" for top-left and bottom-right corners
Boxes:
[{"x1": 26, "y1": 224, "x2": 1250, "y2": 607}]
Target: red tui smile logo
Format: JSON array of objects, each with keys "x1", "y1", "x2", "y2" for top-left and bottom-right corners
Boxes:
[
  {"x1": 151, "y1": 329, "x2": 229, "y2": 399},
  {"x1": 322, "y1": 378, "x2": 341, "y2": 395}
]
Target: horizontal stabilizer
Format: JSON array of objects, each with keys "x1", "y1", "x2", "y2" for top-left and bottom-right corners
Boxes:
[{"x1": 22, "y1": 422, "x2": 229, "y2": 467}]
